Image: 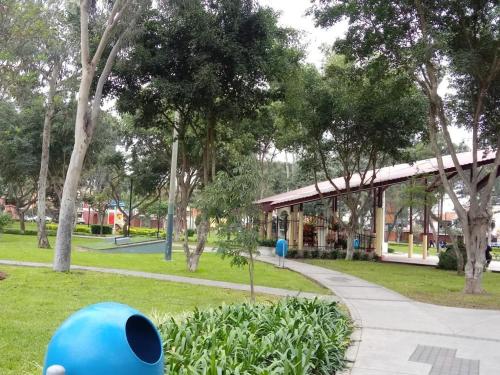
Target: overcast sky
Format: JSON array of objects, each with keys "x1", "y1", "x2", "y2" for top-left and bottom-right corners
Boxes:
[{"x1": 262, "y1": 0, "x2": 472, "y2": 147}]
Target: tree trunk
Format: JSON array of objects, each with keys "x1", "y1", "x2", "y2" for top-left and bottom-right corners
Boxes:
[
  {"x1": 53, "y1": 68, "x2": 93, "y2": 271},
  {"x1": 248, "y1": 251, "x2": 255, "y2": 303},
  {"x1": 186, "y1": 218, "x2": 209, "y2": 272},
  {"x1": 37, "y1": 61, "x2": 59, "y2": 249},
  {"x1": 345, "y1": 230, "x2": 354, "y2": 260},
  {"x1": 463, "y1": 214, "x2": 489, "y2": 294},
  {"x1": 19, "y1": 210, "x2": 26, "y2": 233}
]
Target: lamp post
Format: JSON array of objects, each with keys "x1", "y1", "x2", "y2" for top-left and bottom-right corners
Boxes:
[
  {"x1": 127, "y1": 177, "x2": 133, "y2": 237},
  {"x1": 157, "y1": 188, "x2": 161, "y2": 238},
  {"x1": 165, "y1": 112, "x2": 179, "y2": 261}
]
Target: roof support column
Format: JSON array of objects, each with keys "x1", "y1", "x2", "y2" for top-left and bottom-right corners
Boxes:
[
  {"x1": 289, "y1": 206, "x2": 295, "y2": 247},
  {"x1": 265, "y1": 211, "x2": 272, "y2": 240},
  {"x1": 375, "y1": 188, "x2": 386, "y2": 257},
  {"x1": 332, "y1": 197, "x2": 338, "y2": 245},
  {"x1": 298, "y1": 204, "x2": 304, "y2": 252},
  {"x1": 259, "y1": 211, "x2": 265, "y2": 240},
  {"x1": 408, "y1": 200, "x2": 414, "y2": 258},
  {"x1": 422, "y1": 179, "x2": 429, "y2": 260}
]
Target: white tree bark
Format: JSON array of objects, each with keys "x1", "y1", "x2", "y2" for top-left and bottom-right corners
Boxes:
[
  {"x1": 53, "y1": 0, "x2": 140, "y2": 271},
  {"x1": 37, "y1": 60, "x2": 60, "y2": 249}
]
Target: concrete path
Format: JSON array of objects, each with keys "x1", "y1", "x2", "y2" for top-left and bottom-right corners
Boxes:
[
  {"x1": 258, "y1": 255, "x2": 500, "y2": 375},
  {"x1": 383, "y1": 253, "x2": 500, "y2": 272},
  {"x1": 0, "y1": 259, "x2": 329, "y2": 300}
]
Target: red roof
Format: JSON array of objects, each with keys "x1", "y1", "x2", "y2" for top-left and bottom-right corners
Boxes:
[{"x1": 257, "y1": 150, "x2": 497, "y2": 209}]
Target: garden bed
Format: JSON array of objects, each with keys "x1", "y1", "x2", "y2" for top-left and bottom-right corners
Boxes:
[{"x1": 159, "y1": 297, "x2": 352, "y2": 374}]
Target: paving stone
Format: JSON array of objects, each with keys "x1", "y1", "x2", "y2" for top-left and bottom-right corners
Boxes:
[{"x1": 410, "y1": 345, "x2": 479, "y2": 375}]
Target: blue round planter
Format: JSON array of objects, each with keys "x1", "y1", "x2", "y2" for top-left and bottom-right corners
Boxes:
[{"x1": 43, "y1": 302, "x2": 164, "y2": 375}]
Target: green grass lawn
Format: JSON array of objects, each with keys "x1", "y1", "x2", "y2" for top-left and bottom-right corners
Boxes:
[
  {"x1": 388, "y1": 241, "x2": 440, "y2": 256},
  {"x1": 0, "y1": 265, "x2": 274, "y2": 375},
  {"x1": 304, "y1": 259, "x2": 500, "y2": 310},
  {"x1": 0, "y1": 234, "x2": 328, "y2": 294}
]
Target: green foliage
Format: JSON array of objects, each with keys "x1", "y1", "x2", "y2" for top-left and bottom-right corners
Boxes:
[
  {"x1": 437, "y1": 241, "x2": 467, "y2": 271},
  {"x1": 128, "y1": 227, "x2": 165, "y2": 237},
  {"x1": 159, "y1": 298, "x2": 352, "y2": 374},
  {"x1": 257, "y1": 239, "x2": 276, "y2": 247},
  {"x1": 0, "y1": 213, "x2": 13, "y2": 232},
  {"x1": 3, "y1": 229, "x2": 39, "y2": 236},
  {"x1": 186, "y1": 229, "x2": 196, "y2": 238},
  {"x1": 90, "y1": 225, "x2": 112, "y2": 235}
]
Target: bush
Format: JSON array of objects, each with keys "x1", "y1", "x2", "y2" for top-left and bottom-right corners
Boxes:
[
  {"x1": 352, "y1": 251, "x2": 361, "y2": 260},
  {"x1": 74, "y1": 225, "x2": 91, "y2": 234},
  {"x1": 388, "y1": 247, "x2": 395, "y2": 254},
  {"x1": 158, "y1": 298, "x2": 352, "y2": 374},
  {"x1": 90, "y1": 225, "x2": 112, "y2": 235},
  {"x1": 0, "y1": 213, "x2": 12, "y2": 232},
  {"x1": 258, "y1": 239, "x2": 276, "y2": 247},
  {"x1": 186, "y1": 228, "x2": 196, "y2": 238},
  {"x1": 437, "y1": 240, "x2": 467, "y2": 271},
  {"x1": 311, "y1": 249, "x2": 320, "y2": 258},
  {"x1": 286, "y1": 249, "x2": 297, "y2": 259},
  {"x1": 128, "y1": 227, "x2": 165, "y2": 237},
  {"x1": 3, "y1": 228, "x2": 39, "y2": 236},
  {"x1": 46, "y1": 223, "x2": 58, "y2": 231}
]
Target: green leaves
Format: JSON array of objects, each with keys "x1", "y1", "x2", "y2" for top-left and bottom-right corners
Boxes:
[{"x1": 159, "y1": 298, "x2": 352, "y2": 374}]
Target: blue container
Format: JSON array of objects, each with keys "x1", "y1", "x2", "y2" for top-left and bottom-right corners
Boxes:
[
  {"x1": 275, "y1": 239, "x2": 288, "y2": 257},
  {"x1": 43, "y1": 302, "x2": 164, "y2": 375},
  {"x1": 353, "y1": 238, "x2": 360, "y2": 250}
]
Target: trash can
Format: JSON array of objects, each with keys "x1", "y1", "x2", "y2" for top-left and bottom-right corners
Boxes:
[
  {"x1": 43, "y1": 302, "x2": 164, "y2": 375},
  {"x1": 275, "y1": 238, "x2": 288, "y2": 258}
]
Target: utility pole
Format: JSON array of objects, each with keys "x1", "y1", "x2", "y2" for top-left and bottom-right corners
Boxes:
[{"x1": 165, "y1": 112, "x2": 179, "y2": 261}]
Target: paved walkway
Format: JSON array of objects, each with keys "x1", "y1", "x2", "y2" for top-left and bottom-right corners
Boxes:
[
  {"x1": 258, "y1": 255, "x2": 500, "y2": 375},
  {"x1": 0, "y1": 259, "x2": 328, "y2": 300}
]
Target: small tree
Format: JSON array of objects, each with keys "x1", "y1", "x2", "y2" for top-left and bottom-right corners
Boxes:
[{"x1": 198, "y1": 158, "x2": 260, "y2": 302}]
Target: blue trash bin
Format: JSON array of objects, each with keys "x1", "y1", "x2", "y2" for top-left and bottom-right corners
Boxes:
[
  {"x1": 353, "y1": 238, "x2": 360, "y2": 250},
  {"x1": 275, "y1": 239, "x2": 288, "y2": 257},
  {"x1": 43, "y1": 302, "x2": 164, "y2": 375}
]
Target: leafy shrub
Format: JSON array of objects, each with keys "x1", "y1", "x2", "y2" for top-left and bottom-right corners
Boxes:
[
  {"x1": 258, "y1": 239, "x2": 276, "y2": 247},
  {"x1": 74, "y1": 225, "x2": 91, "y2": 234},
  {"x1": 338, "y1": 250, "x2": 347, "y2": 259},
  {"x1": 360, "y1": 252, "x2": 370, "y2": 261},
  {"x1": 3, "y1": 228, "x2": 39, "y2": 236},
  {"x1": 352, "y1": 251, "x2": 361, "y2": 260},
  {"x1": 186, "y1": 228, "x2": 196, "y2": 238},
  {"x1": 46, "y1": 223, "x2": 58, "y2": 231},
  {"x1": 159, "y1": 298, "x2": 352, "y2": 374},
  {"x1": 303, "y1": 250, "x2": 311, "y2": 258},
  {"x1": 90, "y1": 225, "x2": 112, "y2": 235},
  {"x1": 437, "y1": 240, "x2": 467, "y2": 271},
  {"x1": 388, "y1": 247, "x2": 395, "y2": 254},
  {"x1": 311, "y1": 249, "x2": 320, "y2": 258},
  {"x1": 0, "y1": 213, "x2": 12, "y2": 232},
  {"x1": 286, "y1": 249, "x2": 297, "y2": 258},
  {"x1": 128, "y1": 227, "x2": 165, "y2": 237}
]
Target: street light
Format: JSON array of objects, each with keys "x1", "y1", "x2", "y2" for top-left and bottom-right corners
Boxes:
[{"x1": 124, "y1": 168, "x2": 133, "y2": 238}]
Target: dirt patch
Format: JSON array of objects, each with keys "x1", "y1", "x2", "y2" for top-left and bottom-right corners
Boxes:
[{"x1": 0, "y1": 271, "x2": 7, "y2": 281}]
